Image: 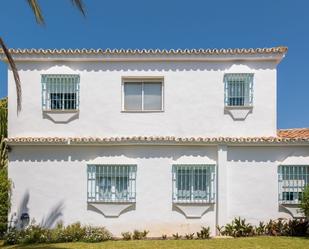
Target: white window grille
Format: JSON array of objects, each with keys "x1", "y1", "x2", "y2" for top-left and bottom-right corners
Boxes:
[
  {"x1": 224, "y1": 73, "x2": 253, "y2": 107},
  {"x1": 42, "y1": 74, "x2": 80, "y2": 111},
  {"x1": 123, "y1": 80, "x2": 163, "y2": 111},
  {"x1": 87, "y1": 165, "x2": 137, "y2": 203},
  {"x1": 172, "y1": 164, "x2": 216, "y2": 203},
  {"x1": 278, "y1": 165, "x2": 309, "y2": 204}
]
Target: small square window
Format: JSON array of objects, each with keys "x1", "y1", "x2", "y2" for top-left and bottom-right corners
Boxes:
[
  {"x1": 224, "y1": 73, "x2": 253, "y2": 107},
  {"x1": 123, "y1": 80, "x2": 163, "y2": 111},
  {"x1": 42, "y1": 74, "x2": 80, "y2": 111}
]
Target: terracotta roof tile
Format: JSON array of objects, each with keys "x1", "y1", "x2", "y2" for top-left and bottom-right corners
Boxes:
[
  {"x1": 278, "y1": 128, "x2": 309, "y2": 139},
  {"x1": 0, "y1": 46, "x2": 288, "y2": 56}
]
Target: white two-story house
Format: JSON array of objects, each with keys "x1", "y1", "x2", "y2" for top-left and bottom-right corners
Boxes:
[{"x1": 3, "y1": 46, "x2": 309, "y2": 236}]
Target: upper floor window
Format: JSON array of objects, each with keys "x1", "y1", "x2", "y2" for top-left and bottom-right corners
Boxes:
[
  {"x1": 224, "y1": 73, "x2": 253, "y2": 107},
  {"x1": 172, "y1": 164, "x2": 216, "y2": 203},
  {"x1": 122, "y1": 79, "x2": 163, "y2": 111},
  {"x1": 41, "y1": 74, "x2": 80, "y2": 111},
  {"x1": 87, "y1": 164, "x2": 137, "y2": 203},
  {"x1": 278, "y1": 165, "x2": 309, "y2": 204}
]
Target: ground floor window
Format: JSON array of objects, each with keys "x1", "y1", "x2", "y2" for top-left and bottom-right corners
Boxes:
[
  {"x1": 172, "y1": 164, "x2": 216, "y2": 203},
  {"x1": 278, "y1": 165, "x2": 309, "y2": 204},
  {"x1": 87, "y1": 165, "x2": 137, "y2": 202}
]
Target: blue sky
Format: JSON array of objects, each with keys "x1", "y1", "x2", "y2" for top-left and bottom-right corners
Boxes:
[{"x1": 0, "y1": 0, "x2": 308, "y2": 128}]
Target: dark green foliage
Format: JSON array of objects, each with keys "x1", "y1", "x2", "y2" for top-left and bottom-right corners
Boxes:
[
  {"x1": 184, "y1": 233, "x2": 194, "y2": 239},
  {"x1": 218, "y1": 217, "x2": 254, "y2": 237},
  {"x1": 161, "y1": 234, "x2": 167, "y2": 240},
  {"x1": 300, "y1": 185, "x2": 309, "y2": 219},
  {"x1": 172, "y1": 233, "x2": 181, "y2": 239},
  {"x1": 121, "y1": 231, "x2": 132, "y2": 240},
  {"x1": 132, "y1": 230, "x2": 149, "y2": 240},
  {"x1": 196, "y1": 226, "x2": 210, "y2": 239},
  {"x1": 0, "y1": 98, "x2": 9, "y2": 238}
]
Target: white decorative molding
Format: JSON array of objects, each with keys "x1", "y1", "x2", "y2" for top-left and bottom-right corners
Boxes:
[
  {"x1": 43, "y1": 111, "x2": 79, "y2": 123},
  {"x1": 280, "y1": 154, "x2": 309, "y2": 165},
  {"x1": 225, "y1": 107, "x2": 252, "y2": 120},
  {"x1": 280, "y1": 204, "x2": 305, "y2": 218},
  {"x1": 88, "y1": 202, "x2": 135, "y2": 217},
  {"x1": 173, "y1": 203, "x2": 214, "y2": 218}
]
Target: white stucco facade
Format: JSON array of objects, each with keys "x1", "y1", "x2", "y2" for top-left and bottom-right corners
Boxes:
[{"x1": 4, "y1": 47, "x2": 309, "y2": 236}]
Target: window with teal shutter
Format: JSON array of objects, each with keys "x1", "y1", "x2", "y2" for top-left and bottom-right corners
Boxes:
[
  {"x1": 87, "y1": 165, "x2": 137, "y2": 203},
  {"x1": 278, "y1": 165, "x2": 309, "y2": 204},
  {"x1": 224, "y1": 73, "x2": 253, "y2": 107},
  {"x1": 41, "y1": 74, "x2": 80, "y2": 110},
  {"x1": 172, "y1": 164, "x2": 216, "y2": 203}
]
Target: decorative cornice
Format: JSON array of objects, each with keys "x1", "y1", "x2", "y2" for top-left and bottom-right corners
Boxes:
[{"x1": 5, "y1": 135, "x2": 309, "y2": 146}]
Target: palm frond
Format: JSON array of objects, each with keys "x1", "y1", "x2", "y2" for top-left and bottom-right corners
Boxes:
[
  {"x1": 0, "y1": 38, "x2": 22, "y2": 113},
  {"x1": 71, "y1": 0, "x2": 86, "y2": 16},
  {"x1": 27, "y1": 0, "x2": 45, "y2": 25}
]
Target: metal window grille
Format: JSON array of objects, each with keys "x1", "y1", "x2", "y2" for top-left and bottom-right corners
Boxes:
[
  {"x1": 172, "y1": 164, "x2": 216, "y2": 203},
  {"x1": 278, "y1": 165, "x2": 309, "y2": 204},
  {"x1": 87, "y1": 165, "x2": 137, "y2": 203},
  {"x1": 224, "y1": 73, "x2": 253, "y2": 107},
  {"x1": 42, "y1": 74, "x2": 80, "y2": 110}
]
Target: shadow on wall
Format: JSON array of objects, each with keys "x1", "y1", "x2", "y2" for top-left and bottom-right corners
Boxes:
[
  {"x1": 10, "y1": 190, "x2": 64, "y2": 229},
  {"x1": 9, "y1": 145, "x2": 218, "y2": 163},
  {"x1": 17, "y1": 60, "x2": 276, "y2": 73}
]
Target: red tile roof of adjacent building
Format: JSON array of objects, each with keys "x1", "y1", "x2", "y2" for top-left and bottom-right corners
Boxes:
[{"x1": 278, "y1": 128, "x2": 309, "y2": 139}]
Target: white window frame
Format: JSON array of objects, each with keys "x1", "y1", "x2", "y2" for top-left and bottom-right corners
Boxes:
[{"x1": 121, "y1": 77, "x2": 164, "y2": 112}]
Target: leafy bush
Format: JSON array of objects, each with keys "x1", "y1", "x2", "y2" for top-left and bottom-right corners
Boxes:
[
  {"x1": 218, "y1": 217, "x2": 254, "y2": 237},
  {"x1": 172, "y1": 233, "x2": 181, "y2": 239},
  {"x1": 184, "y1": 233, "x2": 194, "y2": 239},
  {"x1": 300, "y1": 185, "x2": 309, "y2": 219},
  {"x1": 0, "y1": 168, "x2": 10, "y2": 238},
  {"x1": 83, "y1": 226, "x2": 112, "y2": 242},
  {"x1": 161, "y1": 234, "x2": 167, "y2": 240},
  {"x1": 4, "y1": 221, "x2": 112, "y2": 245},
  {"x1": 121, "y1": 231, "x2": 132, "y2": 240},
  {"x1": 197, "y1": 226, "x2": 210, "y2": 239},
  {"x1": 3, "y1": 228, "x2": 21, "y2": 245},
  {"x1": 132, "y1": 229, "x2": 149, "y2": 240}
]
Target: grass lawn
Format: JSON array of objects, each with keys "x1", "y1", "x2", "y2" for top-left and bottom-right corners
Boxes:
[{"x1": 1, "y1": 237, "x2": 309, "y2": 249}]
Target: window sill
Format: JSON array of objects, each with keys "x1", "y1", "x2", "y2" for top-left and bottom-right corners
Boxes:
[
  {"x1": 121, "y1": 110, "x2": 164, "y2": 113},
  {"x1": 88, "y1": 202, "x2": 136, "y2": 217},
  {"x1": 224, "y1": 106, "x2": 253, "y2": 120},
  {"x1": 173, "y1": 202, "x2": 215, "y2": 218},
  {"x1": 42, "y1": 110, "x2": 79, "y2": 123}
]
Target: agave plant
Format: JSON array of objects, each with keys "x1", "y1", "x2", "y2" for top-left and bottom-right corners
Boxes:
[{"x1": 0, "y1": 0, "x2": 86, "y2": 113}]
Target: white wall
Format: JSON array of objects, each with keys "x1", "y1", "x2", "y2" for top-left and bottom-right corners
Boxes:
[
  {"x1": 8, "y1": 145, "x2": 309, "y2": 237},
  {"x1": 8, "y1": 145, "x2": 217, "y2": 237},
  {"x1": 8, "y1": 60, "x2": 277, "y2": 138}
]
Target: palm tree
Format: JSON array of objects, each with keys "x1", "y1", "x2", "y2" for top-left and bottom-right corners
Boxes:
[{"x1": 0, "y1": 0, "x2": 86, "y2": 113}]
